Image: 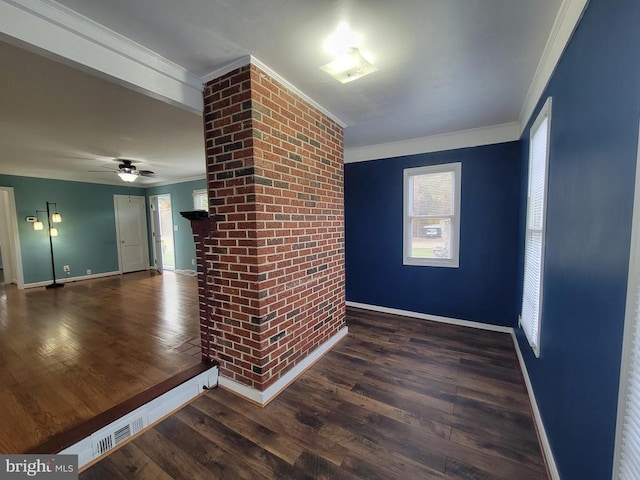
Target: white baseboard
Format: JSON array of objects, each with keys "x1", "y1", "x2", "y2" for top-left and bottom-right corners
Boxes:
[
  {"x1": 175, "y1": 269, "x2": 197, "y2": 276},
  {"x1": 511, "y1": 332, "x2": 559, "y2": 480},
  {"x1": 219, "y1": 326, "x2": 349, "y2": 406},
  {"x1": 346, "y1": 301, "x2": 513, "y2": 333},
  {"x1": 23, "y1": 270, "x2": 121, "y2": 289},
  {"x1": 64, "y1": 366, "x2": 218, "y2": 471}
]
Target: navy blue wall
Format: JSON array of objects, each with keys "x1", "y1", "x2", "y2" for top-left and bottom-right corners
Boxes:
[
  {"x1": 345, "y1": 142, "x2": 521, "y2": 327},
  {"x1": 515, "y1": 0, "x2": 640, "y2": 478}
]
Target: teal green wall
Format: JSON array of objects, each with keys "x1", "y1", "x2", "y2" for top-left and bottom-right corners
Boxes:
[
  {"x1": 0, "y1": 174, "x2": 205, "y2": 285},
  {"x1": 146, "y1": 178, "x2": 206, "y2": 272},
  {"x1": 0, "y1": 174, "x2": 145, "y2": 285}
]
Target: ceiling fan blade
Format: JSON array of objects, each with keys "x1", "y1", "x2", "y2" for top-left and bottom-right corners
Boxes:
[{"x1": 139, "y1": 170, "x2": 155, "y2": 176}]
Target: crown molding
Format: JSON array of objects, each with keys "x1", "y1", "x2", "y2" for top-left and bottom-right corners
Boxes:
[
  {"x1": 202, "y1": 55, "x2": 347, "y2": 128},
  {"x1": 201, "y1": 55, "x2": 253, "y2": 84},
  {"x1": 144, "y1": 175, "x2": 207, "y2": 188},
  {"x1": 519, "y1": 0, "x2": 589, "y2": 131},
  {"x1": 0, "y1": 0, "x2": 203, "y2": 112},
  {"x1": 344, "y1": 123, "x2": 521, "y2": 163}
]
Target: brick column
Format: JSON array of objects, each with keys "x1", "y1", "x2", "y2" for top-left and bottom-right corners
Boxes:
[{"x1": 197, "y1": 63, "x2": 346, "y2": 394}]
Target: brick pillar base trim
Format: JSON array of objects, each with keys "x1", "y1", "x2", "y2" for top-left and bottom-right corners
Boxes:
[{"x1": 218, "y1": 326, "x2": 347, "y2": 406}]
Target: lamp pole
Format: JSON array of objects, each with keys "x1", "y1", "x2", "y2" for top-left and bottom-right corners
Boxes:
[{"x1": 46, "y1": 201, "x2": 63, "y2": 289}]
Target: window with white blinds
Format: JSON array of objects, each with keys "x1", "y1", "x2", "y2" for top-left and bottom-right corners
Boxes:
[
  {"x1": 193, "y1": 189, "x2": 208, "y2": 210},
  {"x1": 613, "y1": 123, "x2": 640, "y2": 480},
  {"x1": 521, "y1": 97, "x2": 552, "y2": 357}
]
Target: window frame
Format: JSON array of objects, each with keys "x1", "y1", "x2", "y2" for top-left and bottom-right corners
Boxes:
[
  {"x1": 520, "y1": 97, "x2": 552, "y2": 358},
  {"x1": 192, "y1": 189, "x2": 208, "y2": 211},
  {"x1": 613, "y1": 119, "x2": 640, "y2": 479},
  {"x1": 403, "y1": 162, "x2": 462, "y2": 268}
]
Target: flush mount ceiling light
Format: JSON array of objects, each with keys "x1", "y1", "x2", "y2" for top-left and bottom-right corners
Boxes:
[{"x1": 320, "y1": 47, "x2": 378, "y2": 84}]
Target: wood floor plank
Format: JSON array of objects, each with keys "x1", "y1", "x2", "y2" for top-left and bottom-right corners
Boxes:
[
  {"x1": 0, "y1": 271, "x2": 200, "y2": 453},
  {"x1": 104, "y1": 443, "x2": 175, "y2": 480},
  {"x1": 81, "y1": 306, "x2": 548, "y2": 480}
]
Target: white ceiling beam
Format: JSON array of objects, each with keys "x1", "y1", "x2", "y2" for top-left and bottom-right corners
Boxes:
[{"x1": 0, "y1": 0, "x2": 203, "y2": 113}]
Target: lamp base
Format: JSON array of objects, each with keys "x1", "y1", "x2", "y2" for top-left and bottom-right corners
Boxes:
[{"x1": 46, "y1": 282, "x2": 64, "y2": 289}]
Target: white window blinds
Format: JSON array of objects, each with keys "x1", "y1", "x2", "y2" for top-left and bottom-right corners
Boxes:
[
  {"x1": 617, "y1": 286, "x2": 640, "y2": 479},
  {"x1": 521, "y1": 98, "x2": 551, "y2": 357},
  {"x1": 614, "y1": 122, "x2": 640, "y2": 480},
  {"x1": 193, "y1": 189, "x2": 208, "y2": 210}
]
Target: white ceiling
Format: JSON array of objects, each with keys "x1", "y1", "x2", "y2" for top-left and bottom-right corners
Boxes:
[{"x1": 0, "y1": 0, "x2": 564, "y2": 186}]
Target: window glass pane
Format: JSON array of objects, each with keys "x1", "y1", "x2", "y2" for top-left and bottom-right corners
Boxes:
[
  {"x1": 193, "y1": 190, "x2": 208, "y2": 210},
  {"x1": 410, "y1": 217, "x2": 452, "y2": 259},
  {"x1": 412, "y1": 171, "x2": 454, "y2": 216}
]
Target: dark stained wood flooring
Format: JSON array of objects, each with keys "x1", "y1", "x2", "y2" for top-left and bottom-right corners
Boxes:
[
  {"x1": 0, "y1": 271, "x2": 201, "y2": 453},
  {"x1": 81, "y1": 307, "x2": 548, "y2": 480}
]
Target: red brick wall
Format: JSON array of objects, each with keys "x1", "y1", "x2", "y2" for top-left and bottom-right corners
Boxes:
[{"x1": 199, "y1": 64, "x2": 345, "y2": 391}]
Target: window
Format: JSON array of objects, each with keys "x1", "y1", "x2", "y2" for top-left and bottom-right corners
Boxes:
[
  {"x1": 613, "y1": 122, "x2": 640, "y2": 480},
  {"x1": 193, "y1": 189, "x2": 208, "y2": 210},
  {"x1": 520, "y1": 97, "x2": 552, "y2": 357},
  {"x1": 403, "y1": 162, "x2": 461, "y2": 268}
]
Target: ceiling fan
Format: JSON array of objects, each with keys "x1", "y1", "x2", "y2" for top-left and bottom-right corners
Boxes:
[{"x1": 90, "y1": 159, "x2": 155, "y2": 183}]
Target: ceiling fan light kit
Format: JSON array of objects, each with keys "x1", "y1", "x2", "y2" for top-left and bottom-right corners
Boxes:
[
  {"x1": 117, "y1": 171, "x2": 139, "y2": 182},
  {"x1": 89, "y1": 159, "x2": 155, "y2": 183}
]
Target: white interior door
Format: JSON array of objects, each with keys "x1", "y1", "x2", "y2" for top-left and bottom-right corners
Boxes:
[
  {"x1": 114, "y1": 195, "x2": 150, "y2": 273},
  {"x1": 150, "y1": 196, "x2": 163, "y2": 274}
]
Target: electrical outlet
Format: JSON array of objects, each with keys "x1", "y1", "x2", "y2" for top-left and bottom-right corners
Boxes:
[
  {"x1": 63, "y1": 265, "x2": 70, "y2": 273},
  {"x1": 174, "y1": 225, "x2": 179, "y2": 231},
  {"x1": 86, "y1": 269, "x2": 92, "y2": 275},
  {"x1": 192, "y1": 259, "x2": 196, "y2": 265}
]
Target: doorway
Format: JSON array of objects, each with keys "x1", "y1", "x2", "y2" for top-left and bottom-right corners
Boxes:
[
  {"x1": 114, "y1": 195, "x2": 150, "y2": 273},
  {"x1": 150, "y1": 194, "x2": 175, "y2": 272}
]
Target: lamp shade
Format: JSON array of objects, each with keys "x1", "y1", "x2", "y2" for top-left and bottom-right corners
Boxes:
[
  {"x1": 49, "y1": 227, "x2": 58, "y2": 237},
  {"x1": 51, "y1": 213, "x2": 62, "y2": 223},
  {"x1": 33, "y1": 221, "x2": 44, "y2": 231}
]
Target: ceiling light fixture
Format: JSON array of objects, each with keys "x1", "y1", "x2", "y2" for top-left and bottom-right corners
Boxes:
[
  {"x1": 320, "y1": 47, "x2": 378, "y2": 84},
  {"x1": 117, "y1": 171, "x2": 139, "y2": 182}
]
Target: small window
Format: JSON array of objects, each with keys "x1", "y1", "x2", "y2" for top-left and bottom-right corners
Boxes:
[
  {"x1": 193, "y1": 189, "x2": 208, "y2": 211},
  {"x1": 403, "y1": 162, "x2": 461, "y2": 268},
  {"x1": 520, "y1": 97, "x2": 552, "y2": 357}
]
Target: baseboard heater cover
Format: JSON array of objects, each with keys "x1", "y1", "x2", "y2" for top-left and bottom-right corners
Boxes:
[{"x1": 62, "y1": 366, "x2": 218, "y2": 470}]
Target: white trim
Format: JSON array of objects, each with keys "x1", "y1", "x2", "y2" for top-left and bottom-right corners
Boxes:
[
  {"x1": 23, "y1": 270, "x2": 120, "y2": 289},
  {"x1": 612, "y1": 118, "x2": 640, "y2": 479},
  {"x1": 511, "y1": 331, "x2": 560, "y2": 480},
  {"x1": 62, "y1": 366, "x2": 218, "y2": 470},
  {"x1": 218, "y1": 326, "x2": 348, "y2": 405},
  {"x1": 519, "y1": 0, "x2": 589, "y2": 132},
  {"x1": 175, "y1": 269, "x2": 196, "y2": 277},
  {"x1": 344, "y1": 123, "x2": 520, "y2": 163},
  {"x1": 144, "y1": 175, "x2": 206, "y2": 189},
  {"x1": 0, "y1": 186, "x2": 24, "y2": 289},
  {"x1": 202, "y1": 55, "x2": 347, "y2": 128},
  {"x1": 0, "y1": 0, "x2": 203, "y2": 112},
  {"x1": 403, "y1": 162, "x2": 461, "y2": 268},
  {"x1": 201, "y1": 55, "x2": 253, "y2": 84},
  {"x1": 346, "y1": 302, "x2": 513, "y2": 334}
]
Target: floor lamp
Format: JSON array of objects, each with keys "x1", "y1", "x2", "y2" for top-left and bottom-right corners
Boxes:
[{"x1": 29, "y1": 202, "x2": 63, "y2": 289}]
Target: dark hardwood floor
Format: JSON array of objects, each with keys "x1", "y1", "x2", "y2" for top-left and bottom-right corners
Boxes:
[
  {"x1": 81, "y1": 307, "x2": 547, "y2": 480},
  {"x1": 0, "y1": 271, "x2": 201, "y2": 453}
]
